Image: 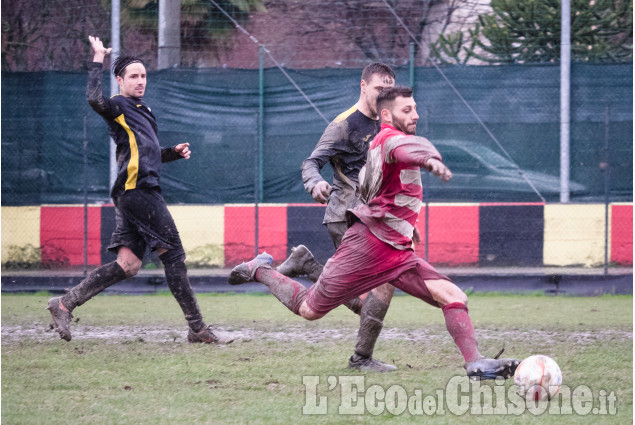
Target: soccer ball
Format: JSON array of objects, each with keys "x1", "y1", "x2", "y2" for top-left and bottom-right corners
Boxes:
[{"x1": 513, "y1": 355, "x2": 562, "y2": 402}]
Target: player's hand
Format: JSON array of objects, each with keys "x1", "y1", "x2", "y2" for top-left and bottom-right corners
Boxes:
[
  {"x1": 412, "y1": 226, "x2": 421, "y2": 244},
  {"x1": 88, "y1": 36, "x2": 112, "y2": 62},
  {"x1": 311, "y1": 181, "x2": 332, "y2": 204},
  {"x1": 174, "y1": 143, "x2": 191, "y2": 159},
  {"x1": 426, "y1": 158, "x2": 452, "y2": 182}
]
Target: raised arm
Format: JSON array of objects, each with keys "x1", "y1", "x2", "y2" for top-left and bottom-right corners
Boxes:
[
  {"x1": 388, "y1": 135, "x2": 453, "y2": 182},
  {"x1": 86, "y1": 35, "x2": 117, "y2": 118}
]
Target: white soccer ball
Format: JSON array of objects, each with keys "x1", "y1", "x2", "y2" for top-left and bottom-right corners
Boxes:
[{"x1": 513, "y1": 355, "x2": 562, "y2": 402}]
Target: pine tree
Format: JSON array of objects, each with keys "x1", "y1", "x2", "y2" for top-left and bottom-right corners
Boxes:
[{"x1": 432, "y1": 0, "x2": 632, "y2": 64}]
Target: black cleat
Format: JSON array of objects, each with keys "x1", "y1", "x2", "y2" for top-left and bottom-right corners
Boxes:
[
  {"x1": 348, "y1": 354, "x2": 397, "y2": 372},
  {"x1": 228, "y1": 253, "x2": 273, "y2": 285},
  {"x1": 187, "y1": 325, "x2": 234, "y2": 344},
  {"x1": 276, "y1": 245, "x2": 316, "y2": 278},
  {"x1": 465, "y1": 357, "x2": 520, "y2": 380},
  {"x1": 47, "y1": 297, "x2": 73, "y2": 341}
]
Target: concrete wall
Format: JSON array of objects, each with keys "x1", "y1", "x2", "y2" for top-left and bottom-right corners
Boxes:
[{"x1": 2, "y1": 203, "x2": 632, "y2": 268}]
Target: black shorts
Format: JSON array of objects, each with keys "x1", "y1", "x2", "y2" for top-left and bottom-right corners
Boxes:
[{"x1": 108, "y1": 188, "x2": 184, "y2": 260}]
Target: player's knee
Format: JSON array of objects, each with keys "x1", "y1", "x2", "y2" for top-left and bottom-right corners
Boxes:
[
  {"x1": 158, "y1": 247, "x2": 186, "y2": 266},
  {"x1": 372, "y1": 284, "x2": 396, "y2": 303},
  {"x1": 452, "y1": 289, "x2": 468, "y2": 306},
  {"x1": 299, "y1": 302, "x2": 324, "y2": 321},
  {"x1": 117, "y1": 256, "x2": 142, "y2": 277}
]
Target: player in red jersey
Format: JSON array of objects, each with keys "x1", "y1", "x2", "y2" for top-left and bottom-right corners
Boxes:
[
  {"x1": 278, "y1": 63, "x2": 399, "y2": 372},
  {"x1": 230, "y1": 86, "x2": 519, "y2": 379}
]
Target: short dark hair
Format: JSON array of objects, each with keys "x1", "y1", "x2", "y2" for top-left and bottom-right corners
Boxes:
[
  {"x1": 361, "y1": 62, "x2": 395, "y2": 83},
  {"x1": 376, "y1": 86, "x2": 413, "y2": 116},
  {"x1": 111, "y1": 55, "x2": 145, "y2": 77}
]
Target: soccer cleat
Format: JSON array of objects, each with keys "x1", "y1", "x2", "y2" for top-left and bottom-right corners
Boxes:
[
  {"x1": 276, "y1": 245, "x2": 316, "y2": 278},
  {"x1": 348, "y1": 354, "x2": 397, "y2": 372},
  {"x1": 228, "y1": 252, "x2": 273, "y2": 285},
  {"x1": 464, "y1": 357, "x2": 520, "y2": 380},
  {"x1": 187, "y1": 325, "x2": 234, "y2": 344},
  {"x1": 47, "y1": 297, "x2": 73, "y2": 341}
]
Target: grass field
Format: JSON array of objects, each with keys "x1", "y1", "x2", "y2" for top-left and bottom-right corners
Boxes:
[{"x1": 2, "y1": 292, "x2": 632, "y2": 424}]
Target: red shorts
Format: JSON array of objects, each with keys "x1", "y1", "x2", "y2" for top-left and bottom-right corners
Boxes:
[{"x1": 304, "y1": 222, "x2": 451, "y2": 315}]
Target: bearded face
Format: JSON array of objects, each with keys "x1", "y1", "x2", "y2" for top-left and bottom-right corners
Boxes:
[{"x1": 386, "y1": 95, "x2": 418, "y2": 135}]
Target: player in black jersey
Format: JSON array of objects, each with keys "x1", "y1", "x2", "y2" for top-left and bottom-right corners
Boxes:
[
  {"x1": 276, "y1": 63, "x2": 402, "y2": 371},
  {"x1": 47, "y1": 35, "x2": 227, "y2": 344}
]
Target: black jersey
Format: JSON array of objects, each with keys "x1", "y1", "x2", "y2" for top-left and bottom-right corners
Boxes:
[
  {"x1": 86, "y1": 62, "x2": 181, "y2": 198},
  {"x1": 301, "y1": 106, "x2": 381, "y2": 224}
]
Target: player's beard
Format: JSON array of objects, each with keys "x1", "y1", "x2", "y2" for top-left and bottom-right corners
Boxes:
[{"x1": 392, "y1": 115, "x2": 417, "y2": 135}]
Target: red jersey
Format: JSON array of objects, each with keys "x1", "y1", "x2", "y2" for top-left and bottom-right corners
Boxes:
[{"x1": 351, "y1": 124, "x2": 442, "y2": 250}]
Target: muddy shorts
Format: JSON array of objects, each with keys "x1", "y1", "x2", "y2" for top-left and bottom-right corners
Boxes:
[
  {"x1": 326, "y1": 221, "x2": 349, "y2": 249},
  {"x1": 304, "y1": 222, "x2": 451, "y2": 315},
  {"x1": 108, "y1": 188, "x2": 184, "y2": 260}
]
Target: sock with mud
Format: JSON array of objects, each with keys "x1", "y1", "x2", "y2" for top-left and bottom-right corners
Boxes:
[
  {"x1": 254, "y1": 268, "x2": 307, "y2": 315},
  {"x1": 160, "y1": 251, "x2": 205, "y2": 332},
  {"x1": 303, "y1": 259, "x2": 324, "y2": 283},
  {"x1": 61, "y1": 261, "x2": 127, "y2": 310},
  {"x1": 353, "y1": 292, "x2": 389, "y2": 359},
  {"x1": 442, "y1": 302, "x2": 482, "y2": 363}
]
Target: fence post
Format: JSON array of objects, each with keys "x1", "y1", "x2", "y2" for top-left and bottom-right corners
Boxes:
[
  {"x1": 603, "y1": 104, "x2": 610, "y2": 275},
  {"x1": 255, "y1": 45, "x2": 265, "y2": 256},
  {"x1": 560, "y1": 0, "x2": 571, "y2": 203},
  {"x1": 409, "y1": 42, "x2": 415, "y2": 87},
  {"x1": 83, "y1": 114, "x2": 89, "y2": 276},
  {"x1": 109, "y1": 0, "x2": 120, "y2": 195},
  {"x1": 422, "y1": 108, "x2": 430, "y2": 262}
]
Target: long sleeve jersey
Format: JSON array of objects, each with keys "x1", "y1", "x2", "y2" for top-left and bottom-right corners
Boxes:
[
  {"x1": 86, "y1": 62, "x2": 182, "y2": 198},
  {"x1": 301, "y1": 106, "x2": 381, "y2": 224},
  {"x1": 351, "y1": 124, "x2": 442, "y2": 250}
]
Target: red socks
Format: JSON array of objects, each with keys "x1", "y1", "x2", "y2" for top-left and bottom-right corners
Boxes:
[
  {"x1": 255, "y1": 268, "x2": 307, "y2": 315},
  {"x1": 442, "y1": 302, "x2": 482, "y2": 363}
]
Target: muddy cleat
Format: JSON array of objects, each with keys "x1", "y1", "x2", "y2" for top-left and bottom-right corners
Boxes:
[
  {"x1": 348, "y1": 354, "x2": 397, "y2": 372},
  {"x1": 187, "y1": 325, "x2": 234, "y2": 344},
  {"x1": 228, "y1": 252, "x2": 273, "y2": 285},
  {"x1": 465, "y1": 357, "x2": 520, "y2": 380},
  {"x1": 47, "y1": 297, "x2": 73, "y2": 341},
  {"x1": 276, "y1": 245, "x2": 316, "y2": 278}
]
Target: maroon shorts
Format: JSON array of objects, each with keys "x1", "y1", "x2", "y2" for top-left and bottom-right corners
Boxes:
[{"x1": 304, "y1": 222, "x2": 451, "y2": 315}]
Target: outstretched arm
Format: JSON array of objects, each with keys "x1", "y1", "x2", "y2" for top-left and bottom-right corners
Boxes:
[
  {"x1": 86, "y1": 35, "x2": 117, "y2": 118},
  {"x1": 389, "y1": 136, "x2": 453, "y2": 182}
]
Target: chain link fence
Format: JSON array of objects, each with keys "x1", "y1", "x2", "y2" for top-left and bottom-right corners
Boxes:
[{"x1": 1, "y1": 0, "x2": 632, "y2": 270}]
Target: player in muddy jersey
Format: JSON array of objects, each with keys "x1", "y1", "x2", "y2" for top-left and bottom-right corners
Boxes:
[
  {"x1": 230, "y1": 86, "x2": 520, "y2": 380},
  {"x1": 276, "y1": 63, "x2": 401, "y2": 372},
  {"x1": 46, "y1": 35, "x2": 227, "y2": 345},
  {"x1": 301, "y1": 106, "x2": 380, "y2": 244}
]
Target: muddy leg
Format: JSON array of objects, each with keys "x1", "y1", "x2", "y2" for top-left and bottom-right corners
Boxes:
[
  {"x1": 255, "y1": 267, "x2": 308, "y2": 315},
  {"x1": 160, "y1": 250, "x2": 205, "y2": 332},
  {"x1": 348, "y1": 285, "x2": 397, "y2": 372},
  {"x1": 276, "y1": 245, "x2": 363, "y2": 314}
]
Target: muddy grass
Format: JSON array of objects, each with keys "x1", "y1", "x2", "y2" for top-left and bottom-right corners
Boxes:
[
  {"x1": 3, "y1": 295, "x2": 632, "y2": 425},
  {"x1": 3, "y1": 323, "x2": 631, "y2": 346}
]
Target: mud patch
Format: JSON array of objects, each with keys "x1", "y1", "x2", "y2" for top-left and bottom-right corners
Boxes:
[{"x1": 2, "y1": 324, "x2": 631, "y2": 346}]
